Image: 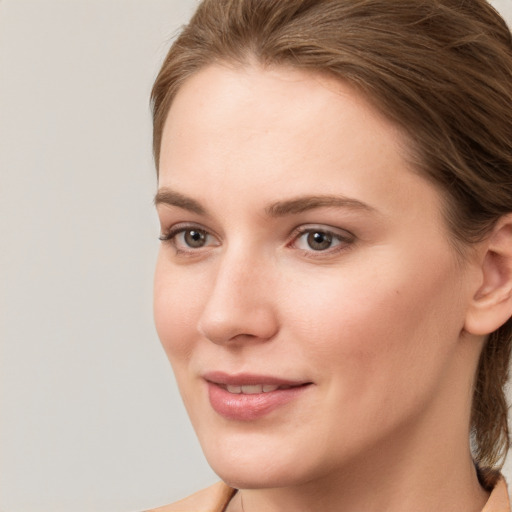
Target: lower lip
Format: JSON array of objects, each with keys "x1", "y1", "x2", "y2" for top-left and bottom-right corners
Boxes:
[{"x1": 207, "y1": 382, "x2": 311, "y2": 421}]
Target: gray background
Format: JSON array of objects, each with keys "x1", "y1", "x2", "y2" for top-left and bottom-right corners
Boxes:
[{"x1": 1, "y1": 1, "x2": 511, "y2": 511}]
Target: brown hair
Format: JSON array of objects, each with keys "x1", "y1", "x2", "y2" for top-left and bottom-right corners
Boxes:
[{"x1": 151, "y1": 0, "x2": 512, "y2": 469}]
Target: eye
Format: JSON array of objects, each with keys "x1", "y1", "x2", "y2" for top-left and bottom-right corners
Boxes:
[
  {"x1": 180, "y1": 229, "x2": 208, "y2": 248},
  {"x1": 303, "y1": 231, "x2": 335, "y2": 251},
  {"x1": 159, "y1": 225, "x2": 219, "y2": 252},
  {"x1": 291, "y1": 226, "x2": 353, "y2": 253}
]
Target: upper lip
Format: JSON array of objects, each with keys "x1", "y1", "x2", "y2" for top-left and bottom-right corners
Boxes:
[{"x1": 203, "y1": 371, "x2": 311, "y2": 387}]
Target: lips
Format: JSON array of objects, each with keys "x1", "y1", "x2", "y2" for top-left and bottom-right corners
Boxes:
[
  {"x1": 204, "y1": 372, "x2": 312, "y2": 421},
  {"x1": 224, "y1": 384, "x2": 292, "y2": 394}
]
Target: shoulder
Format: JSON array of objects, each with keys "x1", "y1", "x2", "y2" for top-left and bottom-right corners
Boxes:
[{"x1": 145, "y1": 482, "x2": 237, "y2": 512}]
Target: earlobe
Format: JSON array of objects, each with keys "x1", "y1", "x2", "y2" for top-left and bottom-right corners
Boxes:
[{"x1": 464, "y1": 215, "x2": 512, "y2": 336}]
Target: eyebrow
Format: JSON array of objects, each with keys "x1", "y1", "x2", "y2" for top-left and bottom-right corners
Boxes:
[
  {"x1": 265, "y1": 195, "x2": 375, "y2": 217},
  {"x1": 154, "y1": 188, "x2": 207, "y2": 216},
  {"x1": 154, "y1": 187, "x2": 375, "y2": 217}
]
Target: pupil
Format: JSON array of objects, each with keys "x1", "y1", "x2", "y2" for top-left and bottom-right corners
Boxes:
[
  {"x1": 185, "y1": 230, "x2": 206, "y2": 247},
  {"x1": 308, "y1": 231, "x2": 332, "y2": 250}
]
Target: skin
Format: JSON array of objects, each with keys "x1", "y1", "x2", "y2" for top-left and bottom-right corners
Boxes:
[{"x1": 154, "y1": 63, "x2": 492, "y2": 512}]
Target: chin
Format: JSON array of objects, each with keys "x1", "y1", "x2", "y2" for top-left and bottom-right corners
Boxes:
[
  {"x1": 198, "y1": 428, "x2": 334, "y2": 490},
  {"x1": 210, "y1": 456, "x2": 309, "y2": 490}
]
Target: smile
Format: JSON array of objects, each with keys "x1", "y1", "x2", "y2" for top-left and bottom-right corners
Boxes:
[
  {"x1": 223, "y1": 384, "x2": 295, "y2": 394},
  {"x1": 203, "y1": 372, "x2": 313, "y2": 421}
]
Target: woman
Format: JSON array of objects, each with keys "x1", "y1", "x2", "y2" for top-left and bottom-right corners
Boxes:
[{"x1": 148, "y1": 1, "x2": 512, "y2": 511}]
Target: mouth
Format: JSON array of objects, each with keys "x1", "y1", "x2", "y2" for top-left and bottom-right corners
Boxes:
[
  {"x1": 203, "y1": 372, "x2": 313, "y2": 421},
  {"x1": 219, "y1": 383, "x2": 309, "y2": 394},
  {"x1": 204, "y1": 371, "x2": 312, "y2": 392}
]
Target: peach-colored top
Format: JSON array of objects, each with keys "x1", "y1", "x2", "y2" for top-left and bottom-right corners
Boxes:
[{"x1": 146, "y1": 477, "x2": 511, "y2": 512}]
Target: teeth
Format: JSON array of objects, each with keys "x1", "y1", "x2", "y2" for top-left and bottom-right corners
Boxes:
[
  {"x1": 225, "y1": 384, "x2": 282, "y2": 394},
  {"x1": 241, "y1": 384, "x2": 263, "y2": 394}
]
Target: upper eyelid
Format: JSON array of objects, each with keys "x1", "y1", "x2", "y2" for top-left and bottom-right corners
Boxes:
[
  {"x1": 160, "y1": 222, "x2": 217, "y2": 237},
  {"x1": 290, "y1": 224, "x2": 355, "y2": 239}
]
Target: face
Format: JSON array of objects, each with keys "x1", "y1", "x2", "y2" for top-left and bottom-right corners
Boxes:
[{"x1": 154, "y1": 64, "x2": 476, "y2": 489}]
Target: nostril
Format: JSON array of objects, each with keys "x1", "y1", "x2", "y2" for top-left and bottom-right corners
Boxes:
[{"x1": 198, "y1": 308, "x2": 278, "y2": 345}]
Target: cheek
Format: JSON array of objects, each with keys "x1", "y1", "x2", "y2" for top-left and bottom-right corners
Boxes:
[
  {"x1": 153, "y1": 255, "x2": 205, "y2": 362},
  {"x1": 285, "y1": 253, "x2": 464, "y2": 395}
]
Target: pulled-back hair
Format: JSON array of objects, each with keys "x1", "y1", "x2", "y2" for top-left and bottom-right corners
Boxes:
[{"x1": 151, "y1": 0, "x2": 512, "y2": 469}]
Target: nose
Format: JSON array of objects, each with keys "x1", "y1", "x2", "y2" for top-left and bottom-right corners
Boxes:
[{"x1": 197, "y1": 251, "x2": 279, "y2": 345}]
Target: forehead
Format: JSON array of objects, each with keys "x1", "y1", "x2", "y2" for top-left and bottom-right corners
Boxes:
[
  {"x1": 161, "y1": 63, "x2": 399, "y2": 147},
  {"x1": 158, "y1": 63, "x2": 443, "y2": 225}
]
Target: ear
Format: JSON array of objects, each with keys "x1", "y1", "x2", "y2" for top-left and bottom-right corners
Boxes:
[{"x1": 464, "y1": 215, "x2": 512, "y2": 336}]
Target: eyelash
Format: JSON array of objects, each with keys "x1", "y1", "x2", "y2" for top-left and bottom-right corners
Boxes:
[
  {"x1": 158, "y1": 224, "x2": 218, "y2": 255},
  {"x1": 158, "y1": 224, "x2": 355, "y2": 257},
  {"x1": 288, "y1": 225, "x2": 355, "y2": 257}
]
